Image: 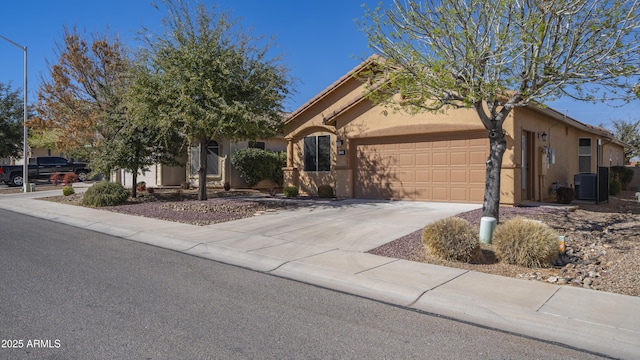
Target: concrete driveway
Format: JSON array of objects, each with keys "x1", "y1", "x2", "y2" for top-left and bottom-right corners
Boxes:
[{"x1": 208, "y1": 199, "x2": 482, "y2": 252}]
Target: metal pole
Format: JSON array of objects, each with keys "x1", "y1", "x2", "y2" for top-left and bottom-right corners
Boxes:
[{"x1": 0, "y1": 35, "x2": 29, "y2": 192}]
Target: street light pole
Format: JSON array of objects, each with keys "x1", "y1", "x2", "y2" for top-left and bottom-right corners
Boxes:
[{"x1": 0, "y1": 34, "x2": 30, "y2": 193}]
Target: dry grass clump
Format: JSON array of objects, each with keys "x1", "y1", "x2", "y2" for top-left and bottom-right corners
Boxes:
[
  {"x1": 493, "y1": 217, "x2": 559, "y2": 268},
  {"x1": 422, "y1": 217, "x2": 482, "y2": 263}
]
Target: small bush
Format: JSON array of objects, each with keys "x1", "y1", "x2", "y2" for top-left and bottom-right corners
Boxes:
[
  {"x1": 180, "y1": 181, "x2": 191, "y2": 190},
  {"x1": 492, "y1": 217, "x2": 559, "y2": 268},
  {"x1": 283, "y1": 186, "x2": 299, "y2": 198},
  {"x1": 147, "y1": 187, "x2": 155, "y2": 194},
  {"x1": 611, "y1": 166, "x2": 634, "y2": 190},
  {"x1": 81, "y1": 181, "x2": 130, "y2": 207},
  {"x1": 50, "y1": 172, "x2": 63, "y2": 186},
  {"x1": 609, "y1": 175, "x2": 622, "y2": 196},
  {"x1": 62, "y1": 186, "x2": 75, "y2": 196},
  {"x1": 231, "y1": 148, "x2": 286, "y2": 187},
  {"x1": 317, "y1": 184, "x2": 334, "y2": 198},
  {"x1": 63, "y1": 172, "x2": 79, "y2": 185},
  {"x1": 422, "y1": 217, "x2": 482, "y2": 263},
  {"x1": 556, "y1": 187, "x2": 575, "y2": 204},
  {"x1": 223, "y1": 182, "x2": 231, "y2": 191}
]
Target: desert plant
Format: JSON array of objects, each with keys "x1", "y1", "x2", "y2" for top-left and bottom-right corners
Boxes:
[
  {"x1": 62, "y1": 186, "x2": 75, "y2": 196},
  {"x1": 50, "y1": 172, "x2": 63, "y2": 186},
  {"x1": 610, "y1": 166, "x2": 634, "y2": 190},
  {"x1": 317, "y1": 184, "x2": 334, "y2": 198},
  {"x1": 81, "y1": 181, "x2": 130, "y2": 207},
  {"x1": 492, "y1": 217, "x2": 559, "y2": 268},
  {"x1": 422, "y1": 217, "x2": 482, "y2": 263},
  {"x1": 556, "y1": 187, "x2": 575, "y2": 204},
  {"x1": 609, "y1": 175, "x2": 622, "y2": 195},
  {"x1": 63, "y1": 172, "x2": 79, "y2": 185},
  {"x1": 231, "y1": 148, "x2": 286, "y2": 187},
  {"x1": 283, "y1": 185, "x2": 299, "y2": 198}
]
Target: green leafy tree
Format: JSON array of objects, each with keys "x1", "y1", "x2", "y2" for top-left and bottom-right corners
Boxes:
[
  {"x1": 361, "y1": 0, "x2": 640, "y2": 221},
  {"x1": 608, "y1": 119, "x2": 640, "y2": 164},
  {"x1": 98, "y1": 60, "x2": 186, "y2": 197},
  {"x1": 137, "y1": 0, "x2": 292, "y2": 200},
  {"x1": 0, "y1": 82, "x2": 25, "y2": 158}
]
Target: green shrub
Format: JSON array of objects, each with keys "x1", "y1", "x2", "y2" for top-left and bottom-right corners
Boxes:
[
  {"x1": 556, "y1": 187, "x2": 575, "y2": 204},
  {"x1": 62, "y1": 186, "x2": 75, "y2": 196},
  {"x1": 422, "y1": 217, "x2": 482, "y2": 263},
  {"x1": 609, "y1": 175, "x2": 622, "y2": 195},
  {"x1": 492, "y1": 217, "x2": 559, "y2": 268},
  {"x1": 317, "y1": 184, "x2": 334, "y2": 198},
  {"x1": 283, "y1": 186, "x2": 299, "y2": 198},
  {"x1": 81, "y1": 181, "x2": 130, "y2": 207},
  {"x1": 231, "y1": 148, "x2": 286, "y2": 187},
  {"x1": 610, "y1": 166, "x2": 634, "y2": 190}
]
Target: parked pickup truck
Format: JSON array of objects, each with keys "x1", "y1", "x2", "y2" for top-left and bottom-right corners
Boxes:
[{"x1": 0, "y1": 156, "x2": 91, "y2": 187}]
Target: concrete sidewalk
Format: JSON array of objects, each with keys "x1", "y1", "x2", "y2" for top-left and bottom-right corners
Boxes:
[{"x1": 1, "y1": 188, "x2": 638, "y2": 359}]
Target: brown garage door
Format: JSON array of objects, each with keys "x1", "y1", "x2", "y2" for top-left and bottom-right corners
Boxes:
[{"x1": 354, "y1": 133, "x2": 488, "y2": 202}]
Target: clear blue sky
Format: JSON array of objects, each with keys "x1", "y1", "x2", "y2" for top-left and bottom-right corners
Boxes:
[{"x1": 1, "y1": 0, "x2": 638, "y2": 128}]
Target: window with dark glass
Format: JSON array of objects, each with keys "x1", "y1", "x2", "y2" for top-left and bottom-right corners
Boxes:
[
  {"x1": 304, "y1": 135, "x2": 331, "y2": 172},
  {"x1": 248, "y1": 141, "x2": 266, "y2": 150},
  {"x1": 190, "y1": 140, "x2": 220, "y2": 175}
]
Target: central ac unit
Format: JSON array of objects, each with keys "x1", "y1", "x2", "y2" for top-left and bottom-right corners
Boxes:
[{"x1": 574, "y1": 173, "x2": 597, "y2": 200}]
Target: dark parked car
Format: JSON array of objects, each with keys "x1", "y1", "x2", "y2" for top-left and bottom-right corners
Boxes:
[{"x1": 0, "y1": 156, "x2": 90, "y2": 187}]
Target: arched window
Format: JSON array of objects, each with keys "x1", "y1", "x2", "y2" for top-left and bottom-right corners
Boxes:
[{"x1": 190, "y1": 140, "x2": 220, "y2": 176}]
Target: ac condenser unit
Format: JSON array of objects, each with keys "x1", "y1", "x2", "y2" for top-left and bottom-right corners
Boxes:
[{"x1": 574, "y1": 173, "x2": 597, "y2": 200}]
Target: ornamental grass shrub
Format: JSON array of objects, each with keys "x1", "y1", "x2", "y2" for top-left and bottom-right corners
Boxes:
[
  {"x1": 492, "y1": 217, "x2": 559, "y2": 268},
  {"x1": 283, "y1": 185, "x2": 299, "y2": 198},
  {"x1": 422, "y1": 217, "x2": 482, "y2": 263},
  {"x1": 81, "y1": 181, "x2": 130, "y2": 207},
  {"x1": 62, "y1": 186, "x2": 75, "y2": 196},
  {"x1": 317, "y1": 184, "x2": 334, "y2": 198}
]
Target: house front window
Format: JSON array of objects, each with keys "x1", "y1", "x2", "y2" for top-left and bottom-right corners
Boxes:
[
  {"x1": 191, "y1": 140, "x2": 220, "y2": 175},
  {"x1": 578, "y1": 138, "x2": 592, "y2": 173},
  {"x1": 304, "y1": 135, "x2": 331, "y2": 172}
]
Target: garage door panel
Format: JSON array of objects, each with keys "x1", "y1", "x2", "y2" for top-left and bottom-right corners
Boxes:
[
  {"x1": 450, "y1": 151, "x2": 468, "y2": 165},
  {"x1": 355, "y1": 133, "x2": 488, "y2": 203},
  {"x1": 415, "y1": 153, "x2": 431, "y2": 165},
  {"x1": 432, "y1": 169, "x2": 449, "y2": 183},
  {"x1": 450, "y1": 169, "x2": 468, "y2": 183},
  {"x1": 432, "y1": 152, "x2": 448, "y2": 165},
  {"x1": 415, "y1": 170, "x2": 431, "y2": 183}
]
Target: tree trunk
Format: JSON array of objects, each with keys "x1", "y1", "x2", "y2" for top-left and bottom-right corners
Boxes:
[
  {"x1": 198, "y1": 136, "x2": 208, "y2": 201},
  {"x1": 482, "y1": 129, "x2": 507, "y2": 223},
  {"x1": 132, "y1": 172, "x2": 138, "y2": 198}
]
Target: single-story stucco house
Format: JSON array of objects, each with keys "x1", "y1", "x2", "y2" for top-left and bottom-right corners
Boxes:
[
  {"x1": 114, "y1": 137, "x2": 287, "y2": 189},
  {"x1": 283, "y1": 57, "x2": 626, "y2": 205}
]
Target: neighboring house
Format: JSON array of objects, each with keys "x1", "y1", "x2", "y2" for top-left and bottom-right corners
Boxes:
[
  {"x1": 283, "y1": 58, "x2": 626, "y2": 205},
  {"x1": 188, "y1": 137, "x2": 287, "y2": 189},
  {"x1": 115, "y1": 137, "x2": 287, "y2": 189}
]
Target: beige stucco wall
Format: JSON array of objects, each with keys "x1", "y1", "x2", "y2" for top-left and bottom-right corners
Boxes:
[
  {"x1": 512, "y1": 107, "x2": 625, "y2": 202},
  {"x1": 285, "y1": 67, "x2": 626, "y2": 204},
  {"x1": 189, "y1": 137, "x2": 287, "y2": 189}
]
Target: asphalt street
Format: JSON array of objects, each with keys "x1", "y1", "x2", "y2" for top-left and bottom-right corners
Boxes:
[{"x1": 0, "y1": 209, "x2": 608, "y2": 359}]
